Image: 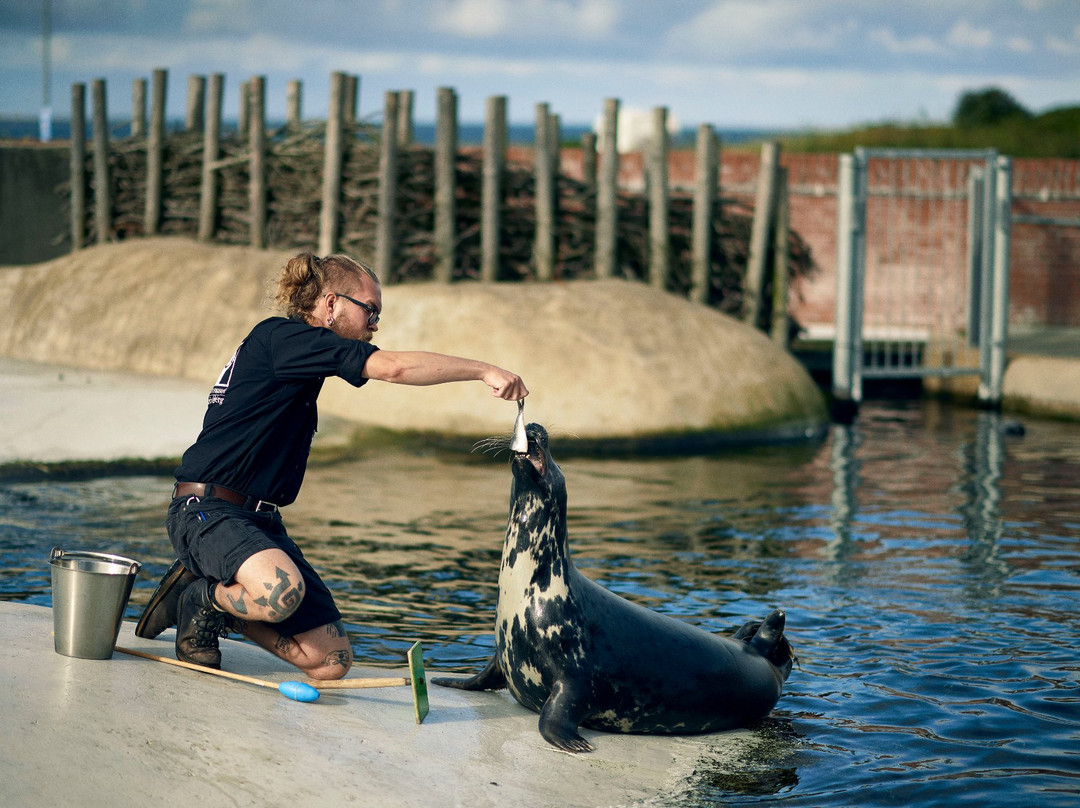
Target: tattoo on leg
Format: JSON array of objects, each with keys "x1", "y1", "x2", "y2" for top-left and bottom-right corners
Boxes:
[
  {"x1": 253, "y1": 567, "x2": 304, "y2": 620},
  {"x1": 275, "y1": 634, "x2": 294, "y2": 655},
  {"x1": 224, "y1": 591, "x2": 249, "y2": 615},
  {"x1": 323, "y1": 648, "x2": 352, "y2": 669},
  {"x1": 326, "y1": 620, "x2": 347, "y2": 639}
]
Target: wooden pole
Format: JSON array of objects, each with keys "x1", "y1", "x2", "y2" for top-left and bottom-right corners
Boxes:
[
  {"x1": 743, "y1": 140, "x2": 780, "y2": 328},
  {"x1": 90, "y1": 78, "x2": 110, "y2": 243},
  {"x1": 286, "y1": 79, "x2": 302, "y2": 132},
  {"x1": 396, "y1": 89, "x2": 413, "y2": 147},
  {"x1": 533, "y1": 102, "x2": 555, "y2": 281},
  {"x1": 434, "y1": 86, "x2": 458, "y2": 283},
  {"x1": 481, "y1": 95, "x2": 507, "y2": 282},
  {"x1": 345, "y1": 74, "x2": 359, "y2": 124},
  {"x1": 691, "y1": 123, "x2": 718, "y2": 304},
  {"x1": 318, "y1": 71, "x2": 346, "y2": 256},
  {"x1": 248, "y1": 75, "x2": 267, "y2": 249},
  {"x1": 647, "y1": 106, "x2": 669, "y2": 290},
  {"x1": 238, "y1": 80, "x2": 250, "y2": 139},
  {"x1": 185, "y1": 74, "x2": 205, "y2": 133},
  {"x1": 375, "y1": 90, "x2": 400, "y2": 281},
  {"x1": 770, "y1": 167, "x2": 791, "y2": 348},
  {"x1": 144, "y1": 68, "x2": 167, "y2": 236},
  {"x1": 198, "y1": 72, "x2": 224, "y2": 242},
  {"x1": 69, "y1": 82, "x2": 86, "y2": 251},
  {"x1": 595, "y1": 97, "x2": 619, "y2": 278},
  {"x1": 130, "y1": 78, "x2": 146, "y2": 139},
  {"x1": 581, "y1": 132, "x2": 597, "y2": 193}
]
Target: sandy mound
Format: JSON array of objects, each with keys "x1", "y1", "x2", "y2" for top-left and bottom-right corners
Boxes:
[{"x1": 1, "y1": 238, "x2": 826, "y2": 445}]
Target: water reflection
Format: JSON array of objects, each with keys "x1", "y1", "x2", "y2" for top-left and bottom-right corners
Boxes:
[{"x1": 2, "y1": 401, "x2": 1079, "y2": 806}]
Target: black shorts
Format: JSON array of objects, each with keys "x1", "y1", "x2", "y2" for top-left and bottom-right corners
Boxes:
[{"x1": 165, "y1": 494, "x2": 342, "y2": 637}]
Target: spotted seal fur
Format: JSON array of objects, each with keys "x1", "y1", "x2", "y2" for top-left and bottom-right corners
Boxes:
[{"x1": 435, "y1": 423, "x2": 794, "y2": 753}]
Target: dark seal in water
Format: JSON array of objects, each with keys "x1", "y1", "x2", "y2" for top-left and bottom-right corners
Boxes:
[{"x1": 435, "y1": 423, "x2": 794, "y2": 753}]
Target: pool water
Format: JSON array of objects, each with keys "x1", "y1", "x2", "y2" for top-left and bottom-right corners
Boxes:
[{"x1": 2, "y1": 400, "x2": 1078, "y2": 806}]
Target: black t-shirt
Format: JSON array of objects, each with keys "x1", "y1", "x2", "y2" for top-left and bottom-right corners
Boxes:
[{"x1": 175, "y1": 316, "x2": 379, "y2": 506}]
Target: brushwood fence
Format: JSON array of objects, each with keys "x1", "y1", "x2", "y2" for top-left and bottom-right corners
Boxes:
[{"x1": 62, "y1": 70, "x2": 812, "y2": 343}]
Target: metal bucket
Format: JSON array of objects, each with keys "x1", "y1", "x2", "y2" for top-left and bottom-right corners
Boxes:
[{"x1": 50, "y1": 548, "x2": 141, "y2": 659}]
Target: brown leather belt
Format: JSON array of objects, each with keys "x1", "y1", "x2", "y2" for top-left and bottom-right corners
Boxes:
[{"x1": 173, "y1": 482, "x2": 279, "y2": 512}]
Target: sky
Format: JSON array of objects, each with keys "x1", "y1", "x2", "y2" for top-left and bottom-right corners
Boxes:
[{"x1": 2, "y1": 0, "x2": 1079, "y2": 132}]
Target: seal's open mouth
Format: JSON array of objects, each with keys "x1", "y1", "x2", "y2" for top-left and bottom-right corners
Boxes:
[{"x1": 513, "y1": 427, "x2": 545, "y2": 477}]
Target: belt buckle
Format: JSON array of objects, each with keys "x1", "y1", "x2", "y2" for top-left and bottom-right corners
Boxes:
[{"x1": 254, "y1": 500, "x2": 277, "y2": 513}]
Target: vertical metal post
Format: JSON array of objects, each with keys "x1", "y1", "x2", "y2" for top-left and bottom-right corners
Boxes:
[
  {"x1": 966, "y1": 167, "x2": 985, "y2": 346},
  {"x1": 833, "y1": 152, "x2": 865, "y2": 405},
  {"x1": 980, "y1": 156, "x2": 1012, "y2": 406},
  {"x1": 978, "y1": 152, "x2": 998, "y2": 392}
]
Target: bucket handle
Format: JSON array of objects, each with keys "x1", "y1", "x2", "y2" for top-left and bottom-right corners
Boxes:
[{"x1": 50, "y1": 547, "x2": 141, "y2": 575}]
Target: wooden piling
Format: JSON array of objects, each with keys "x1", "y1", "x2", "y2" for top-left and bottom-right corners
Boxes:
[
  {"x1": 743, "y1": 141, "x2": 780, "y2": 328},
  {"x1": 197, "y1": 73, "x2": 224, "y2": 243},
  {"x1": 691, "y1": 123, "x2": 718, "y2": 304},
  {"x1": 319, "y1": 71, "x2": 346, "y2": 256},
  {"x1": 185, "y1": 74, "x2": 205, "y2": 133},
  {"x1": 434, "y1": 86, "x2": 458, "y2": 282},
  {"x1": 581, "y1": 132, "x2": 597, "y2": 194},
  {"x1": 396, "y1": 89, "x2": 413, "y2": 146},
  {"x1": 771, "y1": 167, "x2": 791, "y2": 348},
  {"x1": 248, "y1": 75, "x2": 267, "y2": 249},
  {"x1": 481, "y1": 95, "x2": 507, "y2": 282},
  {"x1": 91, "y1": 78, "x2": 110, "y2": 243},
  {"x1": 130, "y1": 78, "x2": 146, "y2": 139},
  {"x1": 238, "y1": 80, "x2": 250, "y2": 139},
  {"x1": 144, "y1": 68, "x2": 167, "y2": 236},
  {"x1": 647, "y1": 106, "x2": 669, "y2": 289},
  {"x1": 595, "y1": 97, "x2": 619, "y2": 278},
  {"x1": 69, "y1": 83, "x2": 86, "y2": 251},
  {"x1": 345, "y1": 74, "x2": 359, "y2": 123},
  {"x1": 375, "y1": 90, "x2": 400, "y2": 280},
  {"x1": 286, "y1": 79, "x2": 302, "y2": 132},
  {"x1": 533, "y1": 102, "x2": 555, "y2": 281}
]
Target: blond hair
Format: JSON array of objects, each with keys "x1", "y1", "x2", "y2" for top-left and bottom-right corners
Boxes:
[{"x1": 274, "y1": 253, "x2": 380, "y2": 321}]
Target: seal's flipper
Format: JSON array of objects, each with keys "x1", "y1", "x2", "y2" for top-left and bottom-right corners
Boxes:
[
  {"x1": 432, "y1": 653, "x2": 507, "y2": 691},
  {"x1": 538, "y1": 680, "x2": 594, "y2": 753}
]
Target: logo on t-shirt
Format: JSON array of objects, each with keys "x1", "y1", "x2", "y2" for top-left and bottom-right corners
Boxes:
[{"x1": 208, "y1": 343, "x2": 243, "y2": 405}]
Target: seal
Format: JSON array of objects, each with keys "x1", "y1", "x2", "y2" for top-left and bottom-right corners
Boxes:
[{"x1": 435, "y1": 423, "x2": 794, "y2": 753}]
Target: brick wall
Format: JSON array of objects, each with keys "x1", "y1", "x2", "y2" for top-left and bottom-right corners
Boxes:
[{"x1": 556, "y1": 148, "x2": 1080, "y2": 330}]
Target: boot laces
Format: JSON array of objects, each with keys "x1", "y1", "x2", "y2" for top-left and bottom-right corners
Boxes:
[{"x1": 190, "y1": 605, "x2": 229, "y2": 647}]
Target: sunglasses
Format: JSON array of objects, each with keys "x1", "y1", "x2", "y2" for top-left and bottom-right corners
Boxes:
[{"x1": 335, "y1": 293, "x2": 380, "y2": 325}]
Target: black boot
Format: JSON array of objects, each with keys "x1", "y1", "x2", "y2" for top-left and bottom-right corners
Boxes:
[
  {"x1": 175, "y1": 578, "x2": 229, "y2": 669},
  {"x1": 135, "y1": 559, "x2": 197, "y2": 639}
]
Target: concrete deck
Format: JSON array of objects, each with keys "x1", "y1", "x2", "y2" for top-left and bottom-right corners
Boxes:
[{"x1": 1, "y1": 601, "x2": 751, "y2": 807}]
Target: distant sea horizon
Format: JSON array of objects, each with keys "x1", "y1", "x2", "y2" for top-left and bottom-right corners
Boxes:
[{"x1": 0, "y1": 116, "x2": 782, "y2": 147}]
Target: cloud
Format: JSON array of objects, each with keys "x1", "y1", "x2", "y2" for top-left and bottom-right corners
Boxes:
[
  {"x1": 868, "y1": 27, "x2": 943, "y2": 56},
  {"x1": 663, "y1": 0, "x2": 851, "y2": 59},
  {"x1": 431, "y1": 0, "x2": 618, "y2": 40},
  {"x1": 946, "y1": 19, "x2": 993, "y2": 49}
]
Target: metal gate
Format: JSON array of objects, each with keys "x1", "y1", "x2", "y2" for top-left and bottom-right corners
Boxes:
[{"x1": 833, "y1": 148, "x2": 1012, "y2": 405}]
